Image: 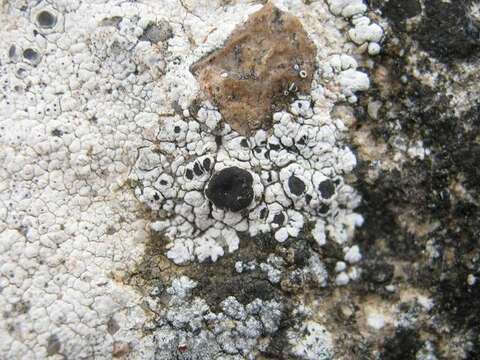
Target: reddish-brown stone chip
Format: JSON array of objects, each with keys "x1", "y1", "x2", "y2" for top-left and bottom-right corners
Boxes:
[{"x1": 191, "y1": 3, "x2": 317, "y2": 135}]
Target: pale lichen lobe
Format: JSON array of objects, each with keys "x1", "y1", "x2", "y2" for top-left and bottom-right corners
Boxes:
[{"x1": 191, "y1": 3, "x2": 317, "y2": 135}]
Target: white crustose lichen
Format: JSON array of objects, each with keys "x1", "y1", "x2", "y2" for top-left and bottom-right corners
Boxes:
[{"x1": 0, "y1": 0, "x2": 380, "y2": 358}]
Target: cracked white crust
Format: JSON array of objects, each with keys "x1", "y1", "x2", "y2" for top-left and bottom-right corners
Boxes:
[
  {"x1": 131, "y1": 2, "x2": 376, "y2": 265},
  {"x1": 0, "y1": 0, "x2": 380, "y2": 358},
  {"x1": 134, "y1": 94, "x2": 364, "y2": 264}
]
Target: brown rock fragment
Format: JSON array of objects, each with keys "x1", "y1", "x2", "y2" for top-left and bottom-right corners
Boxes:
[
  {"x1": 191, "y1": 3, "x2": 317, "y2": 135},
  {"x1": 112, "y1": 341, "x2": 130, "y2": 359}
]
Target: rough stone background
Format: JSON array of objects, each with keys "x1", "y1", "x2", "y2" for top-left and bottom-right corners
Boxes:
[
  {"x1": 350, "y1": 0, "x2": 480, "y2": 358},
  {"x1": 1, "y1": 0, "x2": 480, "y2": 359}
]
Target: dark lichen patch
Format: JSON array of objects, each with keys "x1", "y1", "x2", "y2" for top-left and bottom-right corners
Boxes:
[
  {"x1": 107, "y1": 317, "x2": 120, "y2": 335},
  {"x1": 416, "y1": 0, "x2": 480, "y2": 61},
  {"x1": 318, "y1": 179, "x2": 335, "y2": 199},
  {"x1": 436, "y1": 270, "x2": 480, "y2": 333},
  {"x1": 8, "y1": 44, "x2": 16, "y2": 58},
  {"x1": 349, "y1": 4, "x2": 480, "y2": 355},
  {"x1": 191, "y1": 3, "x2": 316, "y2": 135},
  {"x1": 261, "y1": 305, "x2": 303, "y2": 359},
  {"x1": 288, "y1": 175, "x2": 306, "y2": 196},
  {"x1": 354, "y1": 164, "x2": 426, "y2": 260},
  {"x1": 187, "y1": 231, "x2": 280, "y2": 311},
  {"x1": 122, "y1": 206, "x2": 189, "y2": 294},
  {"x1": 36, "y1": 10, "x2": 57, "y2": 28},
  {"x1": 23, "y1": 48, "x2": 40, "y2": 62},
  {"x1": 262, "y1": 329, "x2": 291, "y2": 359},
  {"x1": 372, "y1": 0, "x2": 480, "y2": 62},
  {"x1": 129, "y1": 230, "x2": 177, "y2": 284},
  {"x1": 195, "y1": 271, "x2": 278, "y2": 312},
  {"x1": 370, "y1": 0, "x2": 421, "y2": 31},
  {"x1": 50, "y1": 128, "x2": 63, "y2": 137},
  {"x1": 381, "y1": 328, "x2": 422, "y2": 360},
  {"x1": 98, "y1": 16, "x2": 123, "y2": 28},
  {"x1": 140, "y1": 20, "x2": 173, "y2": 44},
  {"x1": 205, "y1": 167, "x2": 254, "y2": 212}
]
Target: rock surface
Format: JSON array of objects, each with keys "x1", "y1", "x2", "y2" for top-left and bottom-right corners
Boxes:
[
  {"x1": 191, "y1": 3, "x2": 316, "y2": 135},
  {"x1": 1, "y1": 0, "x2": 479, "y2": 359}
]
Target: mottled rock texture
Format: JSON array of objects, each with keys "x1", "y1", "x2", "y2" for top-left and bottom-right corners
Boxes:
[
  {"x1": 352, "y1": 0, "x2": 480, "y2": 358},
  {"x1": 191, "y1": 3, "x2": 316, "y2": 135}
]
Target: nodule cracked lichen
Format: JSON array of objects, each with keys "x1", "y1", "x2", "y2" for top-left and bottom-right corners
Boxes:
[{"x1": 191, "y1": 3, "x2": 317, "y2": 135}]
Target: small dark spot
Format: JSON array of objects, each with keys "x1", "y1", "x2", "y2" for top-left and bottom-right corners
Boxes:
[
  {"x1": 381, "y1": 328, "x2": 421, "y2": 360},
  {"x1": 273, "y1": 212, "x2": 285, "y2": 225},
  {"x1": 203, "y1": 158, "x2": 211, "y2": 170},
  {"x1": 269, "y1": 143, "x2": 281, "y2": 151},
  {"x1": 364, "y1": 261, "x2": 395, "y2": 285},
  {"x1": 141, "y1": 21, "x2": 173, "y2": 43},
  {"x1": 318, "y1": 203, "x2": 330, "y2": 215},
  {"x1": 267, "y1": 172, "x2": 272, "y2": 182},
  {"x1": 106, "y1": 226, "x2": 116, "y2": 235},
  {"x1": 107, "y1": 317, "x2": 120, "y2": 335},
  {"x1": 23, "y1": 48, "x2": 40, "y2": 64},
  {"x1": 318, "y1": 179, "x2": 335, "y2": 199},
  {"x1": 193, "y1": 162, "x2": 203, "y2": 176},
  {"x1": 296, "y1": 135, "x2": 307, "y2": 146},
  {"x1": 14, "y1": 300, "x2": 30, "y2": 314},
  {"x1": 215, "y1": 135, "x2": 222, "y2": 146},
  {"x1": 240, "y1": 138, "x2": 249, "y2": 147},
  {"x1": 8, "y1": 45, "x2": 16, "y2": 58},
  {"x1": 260, "y1": 207, "x2": 268, "y2": 219},
  {"x1": 99, "y1": 16, "x2": 122, "y2": 28},
  {"x1": 174, "y1": 126, "x2": 181, "y2": 133},
  {"x1": 153, "y1": 193, "x2": 160, "y2": 201},
  {"x1": 171, "y1": 101, "x2": 183, "y2": 115},
  {"x1": 36, "y1": 10, "x2": 57, "y2": 29},
  {"x1": 50, "y1": 128, "x2": 63, "y2": 137},
  {"x1": 272, "y1": 7, "x2": 283, "y2": 25},
  {"x1": 185, "y1": 169, "x2": 194, "y2": 180},
  {"x1": 288, "y1": 175, "x2": 305, "y2": 196},
  {"x1": 205, "y1": 167, "x2": 254, "y2": 212},
  {"x1": 305, "y1": 194, "x2": 312, "y2": 204},
  {"x1": 47, "y1": 334, "x2": 61, "y2": 356},
  {"x1": 159, "y1": 180, "x2": 168, "y2": 186}
]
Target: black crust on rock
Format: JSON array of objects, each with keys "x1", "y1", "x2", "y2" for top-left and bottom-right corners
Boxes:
[
  {"x1": 272, "y1": 212, "x2": 285, "y2": 226},
  {"x1": 352, "y1": 1, "x2": 480, "y2": 355},
  {"x1": 415, "y1": 0, "x2": 480, "y2": 61},
  {"x1": 288, "y1": 175, "x2": 305, "y2": 196},
  {"x1": 205, "y1": 167, "x2": 254, "y2": 212},
  {"x1": 318, "y1": 179, "x2": 335, "y2": 199},
  {"x1": 372, "y1": 0, "x2": 480, "y2": 62},
  {"x1": 36, "y1": 10, "x2": 57, "y2": 29}
]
